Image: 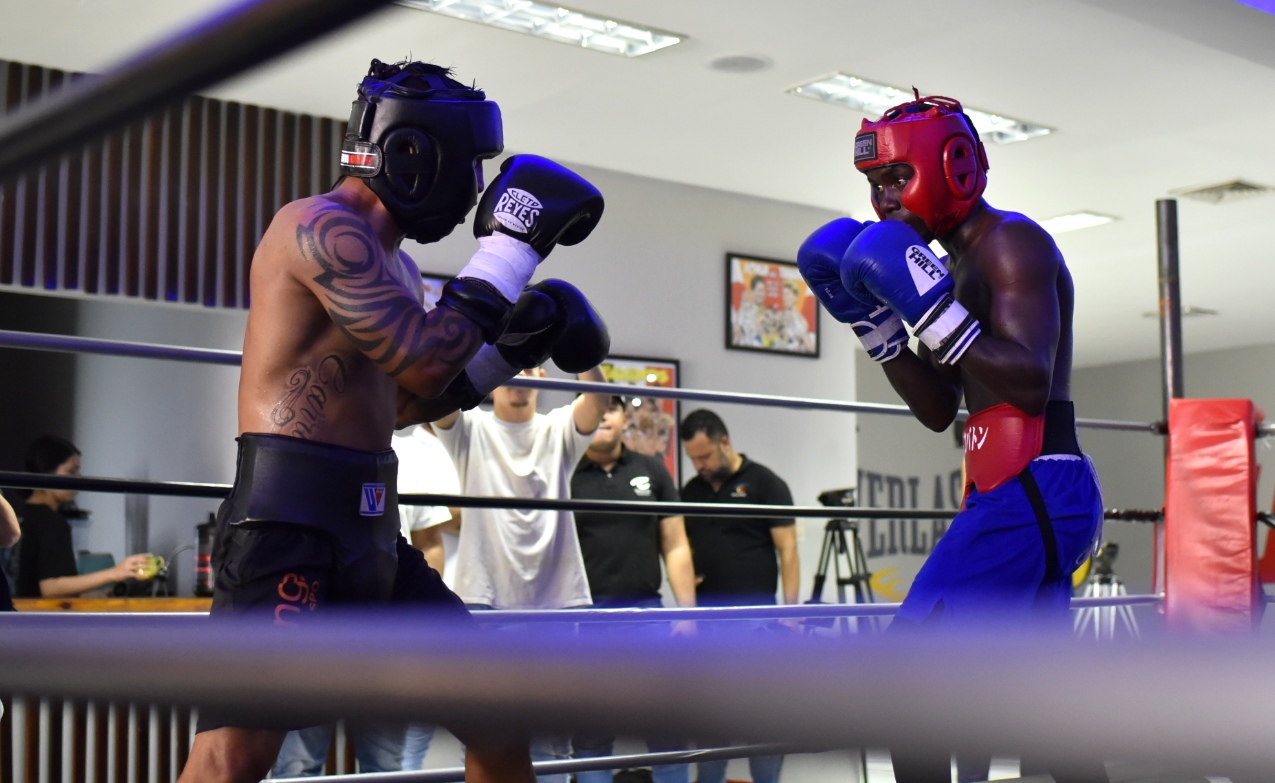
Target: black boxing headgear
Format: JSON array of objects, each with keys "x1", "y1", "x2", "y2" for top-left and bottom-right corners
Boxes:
[{"x1": 340, "y1": 60, "x2": 503, "y2": 244}]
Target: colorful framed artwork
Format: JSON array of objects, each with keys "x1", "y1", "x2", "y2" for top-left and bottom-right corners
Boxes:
[
  {"x1": 599, "y1": 355, "x2": 681, "y2": 484},
  {"x1": 725, "y1": 253, "x2": 820, "y2": 358}
]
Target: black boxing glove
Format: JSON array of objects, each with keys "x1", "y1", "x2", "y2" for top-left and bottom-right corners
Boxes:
[
  {"x1": 474, "y1": 155, "x2": 605, "y2": 258},
  {"x1": 443, "y1": 280, "x2": 609, "y2": 409},
  {"x1": 536, "y1": 279, "x2": 610, "y2": 373}
]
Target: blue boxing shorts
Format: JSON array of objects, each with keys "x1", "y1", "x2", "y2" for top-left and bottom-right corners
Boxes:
[{"x1": 894, "y1": 453, "x2": 1104, "y2": 629}]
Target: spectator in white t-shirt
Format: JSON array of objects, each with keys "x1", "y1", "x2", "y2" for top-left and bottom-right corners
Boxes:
[
  {"x1": 433, "y1": 363, "x2": 609, "y2": 783},
  {"x1": 434, "y1": 364, "x2": 608, "y2": 608},
  {"x1": 394, "y1": 422, "x2": 462, "y2": 584}
]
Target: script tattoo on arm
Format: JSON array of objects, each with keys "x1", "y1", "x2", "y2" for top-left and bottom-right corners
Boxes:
[
  {"x1": 270, "y1": 355, "x2": 348, "y2": 439},
  {"x1": 296, "y1": 205, "x2": 480, "y2": 378}
]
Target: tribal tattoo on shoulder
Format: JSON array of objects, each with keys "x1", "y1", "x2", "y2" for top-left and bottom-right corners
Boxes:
[
  {"x1": 296, "y1": 204, "x2": 478, "y2": 376},
  {"x1": 270, "y1": 355, "x2": 348, "y2": 439}
]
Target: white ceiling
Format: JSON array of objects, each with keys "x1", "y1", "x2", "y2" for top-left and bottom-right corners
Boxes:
[{"x1": 2, "y1": 0, "x2": 1275, "y2": 367}]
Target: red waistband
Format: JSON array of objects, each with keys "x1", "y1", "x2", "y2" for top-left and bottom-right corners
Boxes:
[{"x1": 963, "y1": 403, "x2": 1045, "y2": 494}]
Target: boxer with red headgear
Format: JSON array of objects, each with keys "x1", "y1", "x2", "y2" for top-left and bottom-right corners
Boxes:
[{"x1": 798, "y1": 92, "x2": 1106, "y2": 783}]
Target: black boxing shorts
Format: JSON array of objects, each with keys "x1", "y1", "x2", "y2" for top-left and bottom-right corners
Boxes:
[{"x1": 197, "y1": 433, "x2": 467, "y2": 733}]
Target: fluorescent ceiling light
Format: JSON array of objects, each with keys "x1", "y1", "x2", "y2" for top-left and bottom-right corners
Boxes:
[
  {"x1": 1038, "y1": 212, "x2": 1117, "y2": 234},
  {"x1": 396, "y1": 1, "x2": 683, "y2": 58},
  {"x1": 788, "y1": 73, "x2": 1052, "y2": 144}
]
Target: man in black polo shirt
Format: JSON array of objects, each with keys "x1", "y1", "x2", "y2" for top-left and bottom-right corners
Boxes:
[
  {"x1": 678, "y1": 408, "x2": 799, "y2": 608},
  {"x1": 571, "y1": 395, "x2": 696, "y2": 783},
  {"x1": 677, "y1": 408, "x2": 799, "y2": 783}
]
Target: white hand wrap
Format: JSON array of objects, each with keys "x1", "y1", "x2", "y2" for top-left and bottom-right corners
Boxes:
[
  {"x1": 914, "y1": 295, "x2": 981, "y2": 364},
  {"x1": 463, "y1": 343, "x2": 521, "y2": 396},
  {"x1": 455, "y1": 234, "x2": 542, "y2": 303}
]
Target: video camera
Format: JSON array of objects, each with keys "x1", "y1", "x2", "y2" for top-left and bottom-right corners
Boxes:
[{"x1": 817, "y1": 487, "x2": 857, "y2": 508}]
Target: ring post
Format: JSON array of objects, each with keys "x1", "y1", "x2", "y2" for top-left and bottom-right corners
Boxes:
[{"x1": 1154, "y1": 198, "x2": 1184, "y2": 596}]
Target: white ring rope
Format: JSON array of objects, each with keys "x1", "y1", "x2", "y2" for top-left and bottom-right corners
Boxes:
[
  {"x1": 0, "y1": 328, "x2": 1162, "y2": 432},
  {"x1": 0, "y1": 616, "x2": 1269, "y2": 777},
  {"x1": 275, "y1": 743, "x2": 807, "y2": 783}
]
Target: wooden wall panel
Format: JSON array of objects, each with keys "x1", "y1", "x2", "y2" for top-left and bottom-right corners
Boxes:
[{"x1": 0, "y1": 58, "x2": 345, "y2": 310}]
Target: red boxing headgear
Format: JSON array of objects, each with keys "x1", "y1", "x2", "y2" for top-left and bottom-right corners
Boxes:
[{"x1": 853, "y1": 94, "x2": 989, "y2": 237}]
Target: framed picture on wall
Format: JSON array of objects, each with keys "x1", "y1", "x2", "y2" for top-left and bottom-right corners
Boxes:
[
  {"x1": 725, "y1": 253, "x2": 820, "y2": 358},
  {"x1": 420, "y1": 272, "x2": 450, "y2": 308},
  {"x1": 599, "y1": 355, "x2": 682, "y2": 484}
]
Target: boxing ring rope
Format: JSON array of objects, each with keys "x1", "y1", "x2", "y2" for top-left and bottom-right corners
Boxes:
[
  {"x1": 2, "y1": 616, "x2": 1273, "y2": 777},
  {"x1": 0, "y1": 468, "x2": 1167, "y2": 619},
  {"x1": 0, "y1": 328, "x2": 1165, "y2": 433},
  {"x1": 0, "y1": 0, "x2": 400, "y2": 182},
  {"x1": 0, "y1": 469, "x2": 1168, "y2": 525},
  {"x1": 272, "y1": 742, "x2": 809, "y2": 783}
]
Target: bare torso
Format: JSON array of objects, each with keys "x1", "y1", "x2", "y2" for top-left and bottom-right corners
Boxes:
[
  {"x1": 945, "y1": 207, "x2": 1073, "y2": 416},
  {"x1": 238, "y1": 187, "x2": 434, "y2": 452}
]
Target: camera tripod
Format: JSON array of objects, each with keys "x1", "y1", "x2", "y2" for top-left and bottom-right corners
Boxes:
[
  {"x1": 807, "y1": 518, "x2": 877, "y2": 633},
  {"x1": 1073, "y1": 544, "x2": 1139, "y2": 640}
]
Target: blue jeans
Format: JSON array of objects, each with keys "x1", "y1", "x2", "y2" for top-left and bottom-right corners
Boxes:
[
  {"x1": 466, "y1": 604, "x2": 574, "y2": 783},
  {"x1": 573, "y1": 735, "x2": 690, "y2": 783},
  {"x1": 272, "y1": 723, "x2": 406, "y2": 776},
  {"x1": 697, "y1": 754, "x2": 783, "y2": 783},
  {"x1": 401, "y1": 723, "x2": 436, "y2": 770},
  {"x1": 573, "y1": 600, "x2": 691, "y2": 783}
]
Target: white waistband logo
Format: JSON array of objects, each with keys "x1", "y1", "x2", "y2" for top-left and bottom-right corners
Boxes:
[
  {"x1": 359, "y1": 483, "x2": 386, "y2": 516},
  {"x1": 963, "y1": 426, "x2": 990, "y2": 452}
]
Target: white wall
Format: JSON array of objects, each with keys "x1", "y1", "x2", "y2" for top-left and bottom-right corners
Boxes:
[{"x1": 69, "y1": 298, "x2": 246, "y2": 590}]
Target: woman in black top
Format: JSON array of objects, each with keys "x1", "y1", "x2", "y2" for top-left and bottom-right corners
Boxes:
[{"x1": 14, "y1": 436, "x2": 153, "y2": 598}]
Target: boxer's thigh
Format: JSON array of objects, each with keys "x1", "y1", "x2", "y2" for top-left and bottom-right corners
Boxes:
[
  {"x1": 896, "y1": 484, "x2": 1052, "y2": 625},
  {"x1": 211, "y1": 523, "x2": 336, "y2": 621},
  {"x1": 1029, "y1": 456, "x2": 1104, "y2": 574}
]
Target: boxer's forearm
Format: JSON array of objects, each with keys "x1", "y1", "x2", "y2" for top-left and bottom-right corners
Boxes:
[
  {"x1": 882, "y1": 347, "x2": 962, "y2": 432},
  {"x1": 946, "y1": 333, "x2": 1053, "y2": 417},
  {"x1": 396, "y1": 390, "x2": 467, "y2": 428}
]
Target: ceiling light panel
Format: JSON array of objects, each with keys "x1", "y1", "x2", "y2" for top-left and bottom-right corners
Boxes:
[
  {"x1": 396, "y1": 1, "x2": 684, "y2": 58},
  {"x1": 1038, "y1": 212, "x2": 1117, "y2": 235},
  {"x1": 788, "y1": 73, "x2": 1052, "y2": 144}
]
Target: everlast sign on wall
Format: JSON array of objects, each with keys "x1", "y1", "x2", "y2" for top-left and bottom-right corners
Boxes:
[{"x1": 856, "y1": 467, "x2": 962, "y2": 600}]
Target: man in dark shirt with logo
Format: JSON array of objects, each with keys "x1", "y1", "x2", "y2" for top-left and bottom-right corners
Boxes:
[
  {"x1": 678, "y1": 409, "x2": 799, "y2": 608},
  {"x1": 570, "y1": 395, "x2": 695, "y2": 783},
  {"x1": 572, "y1": 396, "x2": 696, "y2": 611},
  {"x1": 676, "y1": 408, "x2": 799, "y2": 783}
]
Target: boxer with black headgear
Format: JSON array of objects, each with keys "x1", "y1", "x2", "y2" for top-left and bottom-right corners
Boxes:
[
  {"x1": 798, "y1": 92, "x2": 1106, "y2": 783},
  {"x1": 179, "y1": 58, "x2": 609, "y2": 783}
]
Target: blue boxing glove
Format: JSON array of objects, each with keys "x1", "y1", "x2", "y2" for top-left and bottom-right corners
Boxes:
[
  {"x1": 798, "y1": 218, "x2": 907, "y2": 362},
  {"x1": 841, "y1": 220, "x2": 981, "y2": 364}
]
